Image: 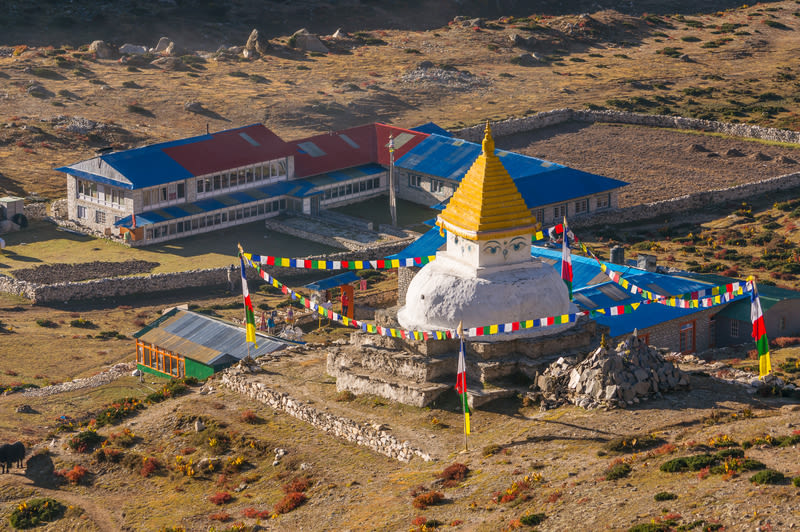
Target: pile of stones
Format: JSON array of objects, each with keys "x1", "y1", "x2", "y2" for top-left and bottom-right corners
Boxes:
[
  {"x1": 533, "y1": 333, "x2": 689, "y2": 410},
  {"x1": 21, "y1": 363, "x2": 135, "y2": 398}
]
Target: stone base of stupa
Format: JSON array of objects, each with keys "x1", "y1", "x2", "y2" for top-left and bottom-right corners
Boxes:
[{"x1": 326, "y1": 311, "x2": 608, "y2": 408}]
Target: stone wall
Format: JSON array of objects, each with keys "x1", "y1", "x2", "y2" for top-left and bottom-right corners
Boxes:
[
  {"x1": 452, "y1": 109, "x2": 800, "y2": 227},
  {"x1": 220, "y1": 369, "x2": 431, "y2": 463},
  {"x1": 618, "y1": 307, "x2": 717, "y2": 354},
  {"x1": 397, "y1": 267, "x2": 419, "y2": 307},
  {"x1": 0, "y1": 240, "x2": 414, "y2": 305}
]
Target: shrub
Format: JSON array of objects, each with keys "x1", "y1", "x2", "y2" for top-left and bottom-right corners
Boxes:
[
  {"x1": 56, "y1": 465, "x2": 88, "y2": 485},
  {"x1": 283, "y1": 477, "x2": 311, "y2": 493},
  {"x1": 9, "y1": 498, "x2": 66, "y2": 528},
  {"x1": 605, "y1": 460, "x2": 632, "y2": 480},
  {"x1": 94, "y1": 447, "x2": 122, "y2": 463},
  {"x1": 95, "y1": 397, "x2": 144, "y2": 427},
  {"x1": 750, "y1": 469, "x2": 784, "y2": 485},
  {"x1": 274, "y1": 491, "x2": 306, "y2": 514},
  {"x1": 605, "y1": 434, "x2": 664, "y2": 453},
  {"x1": 335, "y1": 390, "x2": 355, "y2": 402},
  {"x1": 70, "y1": 318, "x2": 95, "y2": 329},
  {"x1": 439, "y1": 463, "x2": 469, "y2": 487},
  {"x1": 208, "y1": 511, "x2": 230, "y2": 522},
  {"x1": 654, "y1": 491, "x2": 677, "y2": 501},
  {"x1": 141, "y1": 457, "x2": 160, "y2": 478},
  {"x1": 482, "y1": 444, "x2": 502, "y2": 456},
  {"x1": 209, "y1": 492, "x2": 233, "y2": 505},
  {"x1": 520, "y1": 513, "x2": 546, "y2": 526},
  {"x1": 36, "y1": 318, "x2": 58, "y2": 328},
  {"x1": 412, "y1": 491, "x2": 443, "y2": 509},
  {"x1": 146, "y1": 380, "x2": 187, "y2": 403},
  {"x1": 792, "y1": 476, "x2": 800, "y2": 488},
  {"x1": 239, "y1": 409, "x2": 258, "y2": 423},
  {"x1": 68, "y1": 430, "x2": 103, "y2": 453}
]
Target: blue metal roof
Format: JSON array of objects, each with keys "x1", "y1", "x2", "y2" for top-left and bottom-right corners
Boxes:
[
  {"x1": 115, "y1": 179, "x2": 322, "y2": 228},
  {"x1": 395, "y1": 134, "x2": 627, "y2": 206},
  {"x1": 304, "y1": 163, "x2": 385, "y2": 187},
  {"x1": 386, "y1": 226, "x2": 445, "y2": 260},
  {"x1": 411, "y1": 122, "x2": 453, "y2": 137},
  {"x1": 55, "y1": 166, "x2": 135, "y2": 190},
  {"x1": 102, "y1": 136, "x2": 201, "y2": 188},
  {"x1": 304, "y1": 271, "x2": 361, "y2": 291}
]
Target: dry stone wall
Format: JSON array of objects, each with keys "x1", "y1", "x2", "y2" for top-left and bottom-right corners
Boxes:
[
  {"x1": 220, "y1": 366, "x2": 432, "y2": 463},
  {"x1": 452, "y1": 109, "x2": 800, "y2": 227}
]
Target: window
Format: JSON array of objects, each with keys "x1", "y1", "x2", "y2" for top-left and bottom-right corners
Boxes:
[
  {"x1": 554, "y1": 204, "x2": 567, "y2": 219},
  {"x1": 77, "y1": 205, "x2": 86, "y2": 219},
  {"x1": 373, "y1": 178, "x2": 380, "y2": 189},
  {"x1": 114, "y1": 216, "x2": 122, "y2": 224},
  {"x1": 160, "y1": 187, "x2": 168, "y2": 202},
  {"x1": 679, "y1": 321, "x2": 695, "y2": 354},
  {"x1": 596, "y1": 193, "x2": 610, "y2": 210},
  {"x1": 177, "y1": 183, "x2": 185, "y2": 199},
  {"x1": 430, "y1": 179, "x2": 444, "y2": 193},
  {"x1": 409, "y1": 174, "x2": 422, "y2": 188},
  {"x1": 730, "y1": 320, "x2": 739, "y2": 338},
  {"x1": 535, "y1": 209, "x2": 544, "y2": 224},
  {"x1": 575, "y1": 199, "x2": 588, "y2": 214},
  {"x1": 95, "y1": 210, "x2": 106, "y2": 224},
  {"x1": 78, "y1": 180, "x2": 98, "y2": 198}
]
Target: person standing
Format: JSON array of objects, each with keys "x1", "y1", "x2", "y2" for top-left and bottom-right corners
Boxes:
[{"x1": 340, "y1": 289, "x2": 350, "y2": 318}]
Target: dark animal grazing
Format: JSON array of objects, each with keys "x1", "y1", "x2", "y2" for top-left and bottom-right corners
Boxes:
[
  {"x1": 0, "y1": 442, "x2": 25, "y2": 473},
  {"x1": 0, "y1": 443, "x2": 11, "y2": 474},
  {"x1": 10, "y1": 442, "x2": 25, "y2": 468}
]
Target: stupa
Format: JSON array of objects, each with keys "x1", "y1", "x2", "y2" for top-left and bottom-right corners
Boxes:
[{"x1": 397, "y1": 122, "x2": 576, "y2": 339}]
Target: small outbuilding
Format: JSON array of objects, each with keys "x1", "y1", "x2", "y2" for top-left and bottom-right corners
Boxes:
[{"x1": 134, "y1": 308, "x2": 288, "y2": 379}]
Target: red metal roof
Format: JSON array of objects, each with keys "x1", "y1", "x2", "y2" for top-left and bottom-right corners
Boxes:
[
  {"x1": 164, "y1": 124, "x2": 293, "y2": 176},
  {"x1": 290, "y1": 124, "x2": 378, "y2": 178}
]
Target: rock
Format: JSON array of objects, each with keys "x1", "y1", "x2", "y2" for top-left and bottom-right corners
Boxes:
[
  {"x1": 150, "y1": 57, "x2": 187, "y2": 71},
  {"x1": 778, "y1": 155, "x2": 797, "y2": 164},
  {"x1": 89, "y1": 40, "x2": 115, "y2": 59},
  {"x1": 750, "y1": 151, "x2": 772, "y2": 161},
  {"x1": 131, "y1": 369, "x2": 142, "y2": 377},
  {"x1": 679, "y1": 54, "x2": 692, "y2": 62},
  {"x1": 688, "y1": 143, "x2": 709, "y2": 153},
  {"x1": 244, "y1": 28, "x2": 271, "y2": 57},
  {"x1": 119, "y1": 43, "x2": 148, "y2": 55},
  {"x1": 197, "y1": 457, "x2": 221, "y2": 471},
  {"x1": 417, "y1": 60, "x2": 434, "y2": 69},
  {"x1": 514, "y1": 53, "x2": 544, "y2": 66},
  {"x1": 781, "y1": 404, "x2": 800, "y2": 412},
  {"x1": 290, "y1": 28, "x2": 329, "y2": 53},
  {"x1": 194, "y1": 419, "x2": 205, "y2": 432},
  {"x1": 154, "y1": 37, "x2": 171, "y2": 53},
  {"x1": 16, "y1": 404, "x2": 34, "y2": 413},
  {"x1": 604, "y1": 385, "x2": 618, "y2": 400},
  {"x1": 164, "y1": 42, "x2": 176, "y2": 56},
  {"x1": 467, "y1": 18, "x2": 484, "y2": 27},
  {"x1": 27, "y1": 84, "x2": 53, "y2": 99},
  {"x1": 725, "y1": 148, "x2": 745, "y2": 157},
  {"x1": 331, "y1": 28, "x2": 347, "y2": 39},
  {"x1": 184, "y1": 101, "x2": 204, "y2": 113}
]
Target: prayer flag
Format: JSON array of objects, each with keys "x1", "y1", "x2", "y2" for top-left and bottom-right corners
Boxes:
[
  {"x1": 456, "y1": 321, "x2": 470, "y2": 435},
  {"x1": 239, "y1": 253, "x2": 258, "y2": 348},
  {"x1": 561, "y1": 217, "x2": 573, "y2": 300},
  {"x1": 749, "y1": 277, "x2": 771, "y2": 378}
]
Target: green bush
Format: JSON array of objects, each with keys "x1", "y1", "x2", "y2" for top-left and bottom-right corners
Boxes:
[
  {"x1": 482, "y1": 444, "x2": 502, "y2": 457},
  {"x1": 653, "y1": 491, "x2": 677, "y2": 501},
  {"x1": 750, "y1": 469, "x2": 784, "y2": 485},
  {"x1": 792, "y1": 476, "x2": 800, "y2": 487},
  {"x1": 36, "y1": 318, "x2": 58, "y2": 328},
  {"x1": 520, "y1": 513, "x2": 546, "y2": 526},
  {"x1": 628, "y1": 523, "x2": 670, "y2": 532},
  {"x1": 70, "y1": 318, "x2": 95, "y2": 329},
  {"x1": 9, "y1": 498, "x2": 66, "y2": 528},
  {"x1": 605, "y1": 462, "x2": 632, "y2": 480},
  {"x1": 715, "y1": 448, "x2": 744, "y2": 459},
  {"x1": 68, "y1": 430, "x2": 103, "y2": 453},
  {"x1": 604, "y1": 434, "x2": 664, "y2": 453},
  {"x1": 146, "y1": 379, "x2": 187, "y2": 403}
]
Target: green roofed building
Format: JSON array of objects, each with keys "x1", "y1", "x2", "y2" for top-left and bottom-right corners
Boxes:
[{"x1": 133, "y1": 308, "x2": 289, "y2": 379}]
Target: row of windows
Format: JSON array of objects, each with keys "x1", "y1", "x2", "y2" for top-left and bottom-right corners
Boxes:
[
  {"x1": 136, "y1": 340, "x2": 184, "y2": 377},
  {"x1": 196, "y1": 160, "x2": 287, "y2": 195},
  {"x1": 77, "y1": 180, "x2": 125, "y2": 206},
  {"x1": 76, "y1": 205, "x2": 120, "y2": 225},
  {"x1": 144, "y1": 198, "x2": 295, "y2": 240},
  {"x1": 142, "y1": 182, "x2": 186, "y2": 208},
  {"x1": 551, "y1": 194, "x2": 611, "y2": 220},
  {"x1": 322, "y1": 177, "x2": 380, "y2": 200},
  {"x1": 407, "y1": 173, "x2": 449, "y2": 194}
]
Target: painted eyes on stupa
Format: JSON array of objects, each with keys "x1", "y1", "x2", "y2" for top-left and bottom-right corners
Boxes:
[{"x1": 484, "y1": 243, "x2": 501, "y2": 255}]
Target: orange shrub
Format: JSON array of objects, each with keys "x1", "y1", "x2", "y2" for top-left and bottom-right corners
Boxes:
[
  {"x1": 282, "y1": 477, "x2": 311, "y2": 493},
  {"x1": 274, "y1": 492, "x2": 306, "y2": 514},
  {"x1": 412, "y1": 491, "x2": 443, "y2": 510},
  {"x1": 57, "y1": 465, "x2": 88, "y2": 485},
  {"x1": 209, "y1": 511, "x2": 230, "y2": 522},
  {"x1": 209, "y1": 492, "x2": 232, "y2": 505},
  {"x1": 140, "y1": 457, "x2": 160, "y2": 478}
]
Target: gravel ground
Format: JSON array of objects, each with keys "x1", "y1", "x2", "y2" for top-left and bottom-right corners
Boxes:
[{"x1": 496, "y1": 122, "x2": 800, "y2": 207}]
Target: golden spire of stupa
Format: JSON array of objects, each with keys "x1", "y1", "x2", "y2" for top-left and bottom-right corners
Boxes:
[{"x1": 436, "y1": 121, "x2": 539, "y2": 241}]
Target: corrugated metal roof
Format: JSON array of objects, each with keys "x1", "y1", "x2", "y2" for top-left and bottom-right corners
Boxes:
[
  {"x1": 411, "y1": 122, "x2": 453, "y2": 137},
  {"x1": 304, "y1": 271, "x2": 361, "y2": 291},
  {"x1": 114, "y1": 179, "x2": 322, "y2": 228},
  {"x1": 291, "y1": 124, "x2": 378, "y2": 178},
  {"x1": 163, "y1": 124, "x2": 292, "y2": 178},
  {"x1": 386, "y1": 226, "x2": 445, "y2": 260},
  {"x1": 394, "y1": 134, "x2": 628, "y2": 206},
  {"x1": 303, "y1": 163, "x2": 385, "y2": 187},
  {"x1": 135, "y1": 309, "x2": 287, "y2": 366},
  {"x1": 58, "y1": 125, "x2": 292, "y2": 190}
]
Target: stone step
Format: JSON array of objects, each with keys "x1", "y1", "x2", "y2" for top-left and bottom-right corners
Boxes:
[
  {"x1": 332, "y1": 369, "x2": 451, "y2": 408},
  {"x1": 466, "y1": 383, "x2": 518, "y2": 409},
  {"x1": 328, "y1": 346, "x2": 451, "y2": 383}
]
